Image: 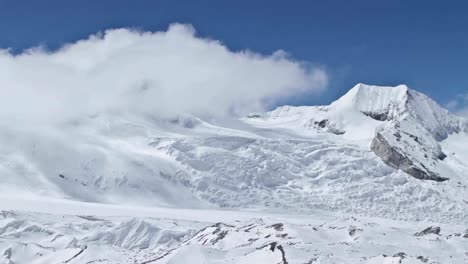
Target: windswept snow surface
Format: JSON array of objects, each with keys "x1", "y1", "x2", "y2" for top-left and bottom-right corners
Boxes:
[
  {"x1": 1, "y1": 84, "x2": 468, "y2": 263},
  {"x1": 0, "y1": 206, "x2": 467, "y2": 264}
]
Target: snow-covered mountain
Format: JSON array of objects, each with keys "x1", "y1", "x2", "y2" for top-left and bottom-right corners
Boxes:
[
  {"x1": 1, "y1": 84, "x2": 467, "y2": 263},
  {"x1": 246, "y1": 83, "x2": 467, "y2": 181}
]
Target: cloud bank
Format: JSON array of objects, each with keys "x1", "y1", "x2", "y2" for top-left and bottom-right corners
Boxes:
[{"x1": 0, "y1": 24, "x2": 327, "y2": 126}]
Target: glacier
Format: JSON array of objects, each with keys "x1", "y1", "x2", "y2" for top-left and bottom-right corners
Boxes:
[{"x1": 0, "y1": 84, "x2": 467, "y2": 263}]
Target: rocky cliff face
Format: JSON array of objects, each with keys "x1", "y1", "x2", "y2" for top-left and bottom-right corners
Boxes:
[
  {"x1": 362, "y1": 86, "x2": 466, "y2": 181},
  {"x1": 246, "y1": 83, "x2": 467, "y2": 181},
  {"x1": 325, "y1": 83, "x2": 466, "y2": 181},
  {"x1": 371, "y1": 132, "x2": 448, "y2": 182}
]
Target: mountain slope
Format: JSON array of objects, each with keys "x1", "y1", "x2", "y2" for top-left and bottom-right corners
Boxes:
[
  {"x1": 2, "y1": 83, "x2": 468, "y2": 263},
  {"x1": 1, "y1": 84, "x2": 467, "y2": 225}
]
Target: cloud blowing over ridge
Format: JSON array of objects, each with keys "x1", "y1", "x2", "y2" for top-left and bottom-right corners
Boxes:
[{"x1": 0, "y1": 23, "x2": 327, "y2": 125}]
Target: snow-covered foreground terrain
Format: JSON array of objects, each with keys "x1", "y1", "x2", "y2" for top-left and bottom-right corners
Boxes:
[
  {"x1": 1, "y1": 200, "x2": 468, "y2": 264},
  {"x1": 1, "y1": 84, "x2": 467, "y2": 263}
]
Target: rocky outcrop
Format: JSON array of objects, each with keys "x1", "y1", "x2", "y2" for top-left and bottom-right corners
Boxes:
[
  {"x1": 361, "y1": 111, "x2": 389, "y2": 121},
  {"x1": 371, "y1": 132, "x2": 448, "y2": 182},
  {"x1": 246, "y1": 84, "x2": 466, "y2": 184},
  {"x1": 308, "y1": 119, "x2": 346, "y2": 135},
  {"x1": 414, "y1": 226, "x2": 441, "y2": 236},
  {"x1": 352, "y1": 84, "x2": 467, "y2": 182}
]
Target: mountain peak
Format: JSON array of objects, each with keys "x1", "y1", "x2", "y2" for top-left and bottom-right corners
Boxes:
[
  {"x1": 331, "y1": 83, "x2": 409, "y2": 121},
  {"x1": 247, "y1": 83, "x2": 467, "y2": 182}
]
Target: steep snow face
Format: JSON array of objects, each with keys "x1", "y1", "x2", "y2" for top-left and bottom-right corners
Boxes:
[
  {"x1": 331, "y1": 83, "x2": 408, "y2": 121},
  {"x1": 405, "y1": 89, "x2": 467, "y2": 140},
  {"x1": 333, "y1": 83, "x2": 466, "y2": 136},
  {"x1": 440, "y1": 132, "x2": 468, "y2": 185}
]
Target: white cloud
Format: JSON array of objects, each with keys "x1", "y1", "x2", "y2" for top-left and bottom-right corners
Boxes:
[
  {"x1": 445, "y1": 100, "x2": 459, "y2": 111},
  {"x1": 0, "y1": 24, "x2": 327, "y2": 126},
  {"x1": 446, "y1": 92, "x2": 468, "y2": 119},
  {"x1": 459, "y1": 108, "x2": 468, "y2": 118},
  {"x1": 456, "y1": 104, "x2": 468, "y2": 118}
]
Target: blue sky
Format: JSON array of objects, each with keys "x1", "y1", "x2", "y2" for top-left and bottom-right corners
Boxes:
[{"x1": 1, "y1": 0, "x2": 467, "y2": 111}]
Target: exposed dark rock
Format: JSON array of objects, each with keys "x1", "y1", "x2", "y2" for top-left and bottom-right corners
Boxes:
[
  {"x1": 371, "y1": 133, "x2": 411, "y2": 170},
  {"x1": 361, "y1": 111, "x2": 388, "y2": 121},
  {"x1": 328, "y1": 127, "x2": 346, "y2": 135},
  {"x1": 447, "y1": 233, "x2": 462, "y2": 238},
  {"x1": 417, "y1": 256, "x2": 429, "y2": 262},
  {"x1": 407, "y1": 133, "x2": 419, "y2": 143},
  {"x1": 258, "y1": 242, "x2": 288, "y2": 264},
  {"x1": 371, "y1": 133, "x2": 448, "y2": 182},
  {"x1": 393, "y1": 252, "x2": 407, "y2": 258},
  {"x1": 188, "y1": 222, "x2": 234, "y2": 245},
  {"x1": 437, "y1": 152, "x2": 447, "y2": 161},
  {"x1": 269, "y1": 223, "x2": 284, "y2": 231},
  {"x1": 209, "y1": 224, "x2": 230, "y2": 244},
  {"x1": 268, "y1": 242, "x2": 277, "y2": 251},
  {"x1": 348, "y1": 226, "x2": 363, "y2": 236},
  {"x1": 277, "y1": 244, "x2": 288, "y2": 264},
  {"x1": 64, "y1": 246, "x2": 87, "y2": 263},
  {"x1": 247, "y1": 113, "x2": 261, "y2": 118},
  {"x1": 212, "y1": 230, "x2": 228, "y2": 243},
  {"x1": 312, "y1": 119, "x2": 345, "y2": 135},
  {"x1": 414, "y1": 226, "x2": 441, "y2": 236},
  {"x1": 244, "y1": 226, "x2": 256, "y2": 232},
  {"x1": 316, "y1": 119, "x2": 328, "y2": 128}
]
